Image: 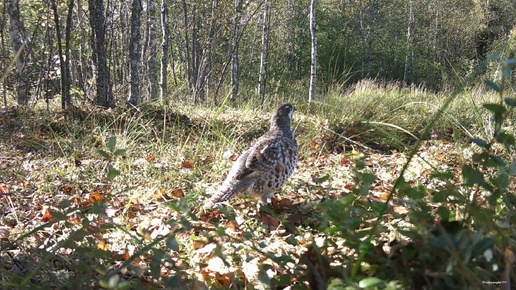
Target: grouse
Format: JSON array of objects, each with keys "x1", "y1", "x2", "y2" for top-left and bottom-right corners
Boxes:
[{"x1": 204, "y1": 103, "x2": 298, "y2": 209}]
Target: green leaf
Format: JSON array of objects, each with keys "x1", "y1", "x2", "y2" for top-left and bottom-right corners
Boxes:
[
  {"x1": 462, "y1": 165, "x2": 486, "y2": 186},
  {"x1": 432, "y1": 190, "x2": 449, "y2": 203},
  {"x1": 470, "y1": 138, "x2": 489, "y2": 148},
  {"x1": 358, "y1": 277, "x2": 384, "y2": 288},
  {"x1": 166, "y1": 236, "x2": 179, "y2": 251},
  {"x1": 429, "y1": 171, "x2": 454, "y2": 180},
  {"x1": 504, "y1": 59, "x2": 516, "y2": 66},
  {"x1": 106, "y1": 136, "x2": 117, "y2": 150},
  {"x1": 484, "y1": 80, "x2": 501, "y2": 92},
  {"x1": 483, "y1": 103, "x2": 506, "y2": 115},
  {"x1": 504, "y1": 98, "x2": 516, "y2": 107},
  {"x1": 502, "y1": 66, "x2": 512, "y2": 79},
  {"x1": 151, "y1": 250, "x2": 164, "y2": 278},
  {"x1": 362, "y1": 173, "x2": 377, "y2": 184},
  {"x1": 509, "y1": 160, "x2": 516, "y2": 176},
  {"x1": 314, "y1": 174, "x2": 331, "y2": 184},
  {"x1": 437, "y1": 206, "x2": 450, "y2": 221},
  {"x1": 340, "y1": 194, "x2": 357, "y2": 206},
  {"x1": 113, "y1": 148, "x2": 127, "y2": 157},
  {"x1": 166, "y1": 276, "x2": 180, "y2": 287},
  {"x1": 488, "y1": 155, "x2": 505, "y2": 167},
  {"x1": 98, "y1": 149, "x2": 111, "y2": 160},
  {"x1": 107, "y1": 165, "x2": 121, "y2": 179},
  {"x1": 471, "y1": 237, "x2": 493, "y2": 258},
  {"x1": 486, "y1": 54, "x2": 501, "y2": 61},
  {"x1": 496, "y1": 132, "x2": 515, "y2": 148}
]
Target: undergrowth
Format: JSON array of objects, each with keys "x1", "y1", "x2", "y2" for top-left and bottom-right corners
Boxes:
[{"x1": 0, "y1": 77, "x2": 515, "y2": 289}]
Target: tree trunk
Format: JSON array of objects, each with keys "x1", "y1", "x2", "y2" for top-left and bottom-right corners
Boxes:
[
  {"x1": 1, "y1": 3, "x2": 8, "y2": 106},
  {"x1": 308, "y1": 0, "x2": 317, "y2": 103},
  {"x1": 7, "y1": 0, "x2": 29, "y2": 106},
  {"x1": 51, "y1": 0, "x2": 70, "y2": 110},
  {"x1": 88, "y1": 0, "x2": 113, "y2": 108},
  {"x1": 181, "y1": 0, "x2": 191, "y2": 89},
  {"x1": 128, "y1": 0, "x2": 142, "y2": 107},
  {"x1": 230, "y1": 0, "x2": 242, "y2": 102},
  {"x1": 147, "y1": 0, "x2": 158, "y2": 101},
  {"x1": 160, "y1": 0, "x2": 170, "y2": 103},
  {"x1": 64, "y1": 0, "x2": 74, "y2": 107},
  {"x1": 258, "y1": 0, "x2": 272, "y2": 105},
  {"x1": 191, "y1": 4, "x2": 203, "y2": 102},
  {"x1": 403, "y1": 0, "x2": 414, "y2": 86},
  {"x1": 205, "y1": 0, "x2": 217, "y2": 102}
]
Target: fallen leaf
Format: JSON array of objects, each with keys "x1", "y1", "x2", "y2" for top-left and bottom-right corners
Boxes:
[
  {"x1": 0, "y1": 184, "x2": 9, "y2": 194},
  {"x1": 154, "y1": 189, "x2": 168, "y2": 201},
  {"x1": 182, "y1": 159, "x2": 195, "y2": 169},
  {"x1": 171, "y1": 188, "x2": 184, "y2": 198},
  {"x1": 310, "y1": 140, "x2": 319, "y2": 149},
  {"x1": 226, "y1": 220, "x2": 238, "y2": 233},
  {"x1": 259, "y1": 213, "x2": 280, "y2": 231},
  {"x1": 203, "y1": 156, "x2": 214, "y2": 165},
  {"x1": 146, "y1": 154, "x2": 156, "y2": 162},
  {"x1": 193, "y1": 237, "x2": 209, "y2": 250},
  {"x1": 98, "y1": 239, "x2": 109, "y2": 251},
  {"x1": 60, "y1": 185, "x2": 74, "y2": 193},
  {"x1": 41, "y1": 207, "x2": 53, "y2": 222},
  {"x1": 112, "y1": 248, "x2": 130, "y2": 261}
]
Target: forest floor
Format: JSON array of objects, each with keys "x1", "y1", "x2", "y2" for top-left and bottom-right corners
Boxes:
[{"x1": 0, "y1": 88, "x2": 514, "y2": 289}]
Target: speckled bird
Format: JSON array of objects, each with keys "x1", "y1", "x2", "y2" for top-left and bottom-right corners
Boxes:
[{"x1": 204, "y1": 103, "x2": 298, "y2": 208}]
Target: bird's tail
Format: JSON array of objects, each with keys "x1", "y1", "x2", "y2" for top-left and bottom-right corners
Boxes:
[{"x1": 204, "y1": 180, "x2": 249, "y2": 209}]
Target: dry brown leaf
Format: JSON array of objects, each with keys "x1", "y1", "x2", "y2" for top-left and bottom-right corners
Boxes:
[
  {"x1": 112, "y1": 248, "x2": 131, "y2": 261},
  {"x1": 41, "y1": 207, "x2": 53, "y2": 222},
  {"x1": 0, "y1": 184, "x2": 9, "y2": 194},
  {"x1": 226, "y1": 220, "x2": 238, "y2": 233},
  {"x1": 193, "y1": 237, "x2": 209, "y2": 250},
  {"x1": 259, "y1": 213, "x2": 280, "y2": 231},
  {"x1": 60, "y1": 185, "x2": 74, "y2": 193},
  {"x1": 215, "y1": 272, "x2": 232, "y2": 288},
  {"x1": 154, "y1": 189, "x2": 167, "y2": 200},
  {"x1": 187, "y1": 135, "x2": 197, "y2": 143},
  {"x1": 90, "y1": 190, "x2": 104, "y2": 201},
  {"x1": 171, "y1": 188, "x2": 184, "y2": 198},
  {"x1": 203, "y1": 156, "x2": 213, "y2": 165},
  {"x1": 98, "y1": 239, "x2": 109, "y2": 251},
  {"x1": 378, "y1": 192, "x2": 390, "y2": 201},
  {"x1": 310, "y1": 140, "x2": 319, "y2": 149},
  {"x1": 288, "y1": 212, "x2": 303, "y2": 225},
  {"x1": 339, "y1": 157, "x2": 351, "y2": 165},
  {"x1": 68, "y1": 215, "x2": 82, "y2": 225},
  {"x1": 146, "y1": 154, "x2": 156, "y2": 162},
  {"x1": 182, "y1": 159, "x2": 195, "y2": 169}
]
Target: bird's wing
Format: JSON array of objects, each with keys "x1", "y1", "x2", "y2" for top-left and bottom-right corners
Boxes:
[{"x1": 243, "y1": 136, "x2": 283, "y2": 173}]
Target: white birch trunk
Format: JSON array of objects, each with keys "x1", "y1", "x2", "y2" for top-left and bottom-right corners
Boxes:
[
  {"x1": 308, "y1": 0, "x2": 317, "y2": 103},
  {"x1": 258, "y1": 0, "x2": 272, "y2": 104}
]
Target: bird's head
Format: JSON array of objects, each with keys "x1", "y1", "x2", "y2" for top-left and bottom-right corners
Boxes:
[{"x1": 271, "y1": 103, "x2": 295, "y2": 132}]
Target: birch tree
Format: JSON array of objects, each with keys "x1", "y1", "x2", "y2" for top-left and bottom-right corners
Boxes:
[
  {"x1": 403, "y1": 0, "x2": 414, "y2": 86},
  {"x1": 258, "y1": 0, "x2": 272, "y2": 105},
  {"x1": 7, "y1": 0, "x2": 29, "y2": 106},
  {"x1": 128, "y1": 0, "x2": 142, "y2": 107},
  {"x1": 147, "y1": 0, "x2": 158, "y2": 101},
  {"x1": 231, "y1": 0, "x2": 242, "y2": 102},
  {"x1": 308, "y1": 0, "x2": 317, "y2": 103}
]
